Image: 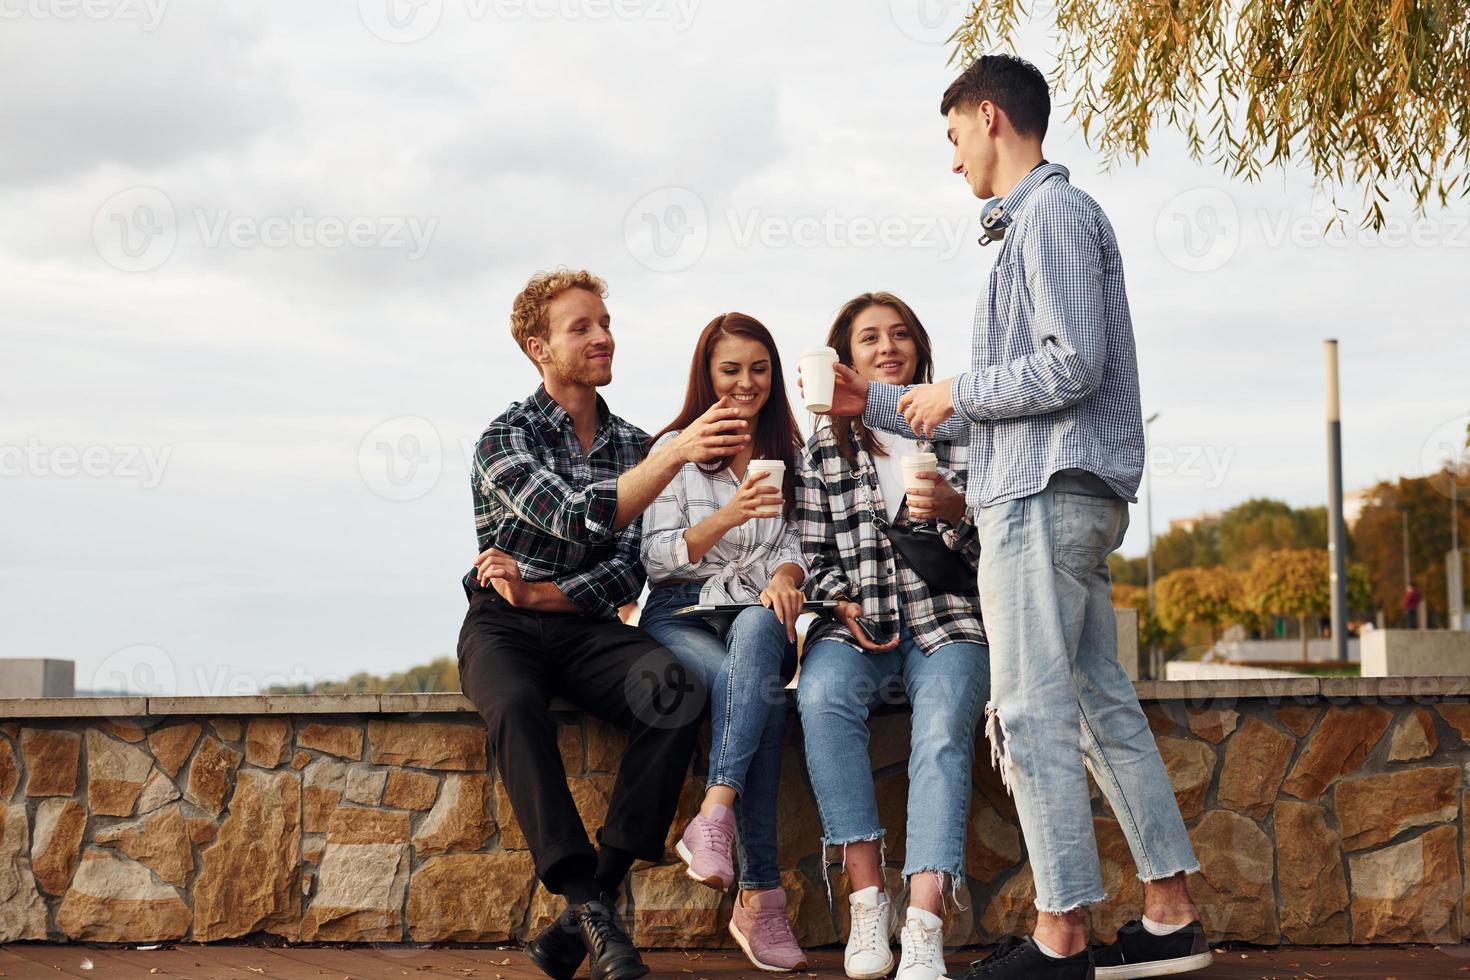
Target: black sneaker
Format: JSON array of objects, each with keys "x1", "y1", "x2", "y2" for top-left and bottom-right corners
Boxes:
[
  {"x1": 576, "y1": 896, "x2": 649, "y2": 980},
  {"x1": 1092, "y1": 920, "x2": 1213, "y2": 979},
  {"x1": 525, "y1": 905, "x2": 587, "y2": 980},
  {"x1": 950, "y1": 935, "x2": 1094, "y2": 979}
]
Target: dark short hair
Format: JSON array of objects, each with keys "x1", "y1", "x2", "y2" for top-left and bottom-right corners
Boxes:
[{"x1": 939, "y1": 54, "x2": 1050, "y2": 140}]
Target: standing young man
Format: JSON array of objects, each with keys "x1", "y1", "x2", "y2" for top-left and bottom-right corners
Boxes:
[
  {"x1": 458, "y1": 268, "x2": 748, "y2": 980},
  {"x1": 817, "y1": 56, "x2": 1211, "y2": 980}
]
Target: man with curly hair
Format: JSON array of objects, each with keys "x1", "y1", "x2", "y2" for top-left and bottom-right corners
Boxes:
[{"x1": 457, "y1": 268, "x2": 750, "y2": 980}]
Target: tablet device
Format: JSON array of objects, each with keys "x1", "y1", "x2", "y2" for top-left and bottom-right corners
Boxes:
[{"x1": 672, "y1": 600, "x2": 840, "y2": 618}]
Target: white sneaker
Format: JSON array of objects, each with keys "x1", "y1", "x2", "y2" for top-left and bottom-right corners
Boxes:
[
  {"x1": 845, "y1": 886, "x2": 895, "y2": 979},
  {"x1": 895, "y1": 907, "x2": 946, "y2": 980}
]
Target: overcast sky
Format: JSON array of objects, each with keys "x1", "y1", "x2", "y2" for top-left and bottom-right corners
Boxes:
[{"x1": 3, "y1": 1, "x2": 1466, "y2": 696}]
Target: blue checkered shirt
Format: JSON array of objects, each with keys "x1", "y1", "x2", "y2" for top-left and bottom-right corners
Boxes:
[{"x1": 865, "y1": 162, "x2": 1145, "y2": 506}]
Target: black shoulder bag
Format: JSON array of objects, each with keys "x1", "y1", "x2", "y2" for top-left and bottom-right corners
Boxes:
[{"x1": 857, "y1": 450, "x2": 976, "y2": 595}]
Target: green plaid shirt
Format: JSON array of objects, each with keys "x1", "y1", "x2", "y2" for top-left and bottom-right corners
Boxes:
[{"x1": 463, "y1": 384, "x2": 648, "y2": 619}]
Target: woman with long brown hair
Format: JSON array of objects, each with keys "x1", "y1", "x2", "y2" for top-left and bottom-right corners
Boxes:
[
  {"x1": 796, "y1": 293, "x2": 989, "y2": 980},
  {"x1": 639, "y1": 312, "x2": 809, "y2": 972}
]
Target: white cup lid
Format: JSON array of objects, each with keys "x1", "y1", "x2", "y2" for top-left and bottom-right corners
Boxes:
[{"x1": 799, "y1": 346, "x2": 839, "y2": 360}]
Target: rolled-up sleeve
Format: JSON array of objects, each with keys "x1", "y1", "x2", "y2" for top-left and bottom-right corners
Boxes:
[
  {"x1": 553, "y1": 518, "x2": 647, "y2": 619},
  {"x1": 864, "y1": 380, "x2": 971, "y2": 442},
  {"x1": 476, "y1": 423, "x2": 619, "y2": 544}
]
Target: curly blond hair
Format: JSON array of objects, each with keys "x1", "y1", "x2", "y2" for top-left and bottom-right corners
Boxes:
[{"x1": 509, "y1": 267, "x2": 608, "y2": 367}]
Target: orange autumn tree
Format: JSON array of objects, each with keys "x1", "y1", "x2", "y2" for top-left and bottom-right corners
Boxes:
[
  {"x1": 1154, "y1": 566, "x2": 1244, "y2": 648},
  {"x1": 1242, "y1": 549, "x2": 1371, "y2": 660}
]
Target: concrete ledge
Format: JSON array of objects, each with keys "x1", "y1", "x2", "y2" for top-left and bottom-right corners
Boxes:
[
  {"x1": 0, "y1": 696, "x2": 147, "y2": 717},
  {"x1": 7, "y1": 676, "x2": 1470, "y2": 718}
]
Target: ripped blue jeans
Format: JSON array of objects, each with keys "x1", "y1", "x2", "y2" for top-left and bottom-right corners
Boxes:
[
  {"x1": 797, "y1": 612, "x2": 988, "y2": 895},
  {"x1": 976, "y1": 469, "x2": 1199, "y2": 913}
]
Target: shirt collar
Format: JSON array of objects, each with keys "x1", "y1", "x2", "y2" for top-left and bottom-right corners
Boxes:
[
  {"x1": 997, "y1": 159, "x2": 1070, "y2": 224},
  {"x1": 527, "y1": 383, "x2": 610, "y2": 433}
]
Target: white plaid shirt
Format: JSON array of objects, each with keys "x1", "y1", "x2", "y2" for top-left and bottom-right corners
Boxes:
[
  {"x1": 797, "y1": 426, "x2": 985, "y2": 655},
  {"x1": 640, "y1": 432, "x2": 807, "y2": 603},
  {"x1": 865, "y1": 162, "x2": 1145, "y2": 506}
]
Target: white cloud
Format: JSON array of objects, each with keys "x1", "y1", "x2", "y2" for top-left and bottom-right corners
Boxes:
[{"x1": 3, "y1": 0, "x2": 1467, "y2": 692}]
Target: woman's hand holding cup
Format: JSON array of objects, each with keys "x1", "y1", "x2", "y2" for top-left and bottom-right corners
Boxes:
[{"x1": 720, "y1": 469, "x2": 784, "y2": 527}]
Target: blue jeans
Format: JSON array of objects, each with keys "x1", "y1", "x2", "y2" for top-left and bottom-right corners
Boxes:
[
  {"x1": 796, "y1": 613, "x2": 988, "y2": 890},
  {"x1": 640, "y1": 583, "x2": 797, "y2": 890},
  {"x1": 976, "y1": 470, "x2": 1199, "y2": 913}
]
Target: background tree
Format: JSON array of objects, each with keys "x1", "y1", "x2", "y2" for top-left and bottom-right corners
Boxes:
[
  {"x1": 1109, "y1": 498, "x2": 1322, "y2": 583},
  {"x1": 1111, "y1": 582, "x2": 1175, "y2": 655},
  {"x1": 1242, "y1": 549, "x2": 1371, "y2": 659},
  {"x1": 1217, "y1": 499, "x2": 1325, "y2": 569},
  {"x1": 1243, "y1": 549, "x2": 1328, "y2": 661},
  {"x1": 952, "y1": 0, "x2": 1470, "y2": 226},
  {"x1": 1352, "y1": 470, "x2": 1470, "y2": 623},
  {"x1": 1154, "y1": 565, "x2": 1244, "y2": 647},
  {"x1": 266, "y1": 655, "x2": 460, "y2": 695}
]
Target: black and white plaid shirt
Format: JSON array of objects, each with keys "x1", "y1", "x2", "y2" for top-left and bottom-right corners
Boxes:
[
  {"x1": 462, "y1": 384, "x2": 648, "y2": 619},
  {"x1": 797, "y1": 425, "x2": 985, "y2": 655}
]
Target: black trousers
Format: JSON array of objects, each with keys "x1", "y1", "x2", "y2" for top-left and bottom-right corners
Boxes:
[{"x1": 457, "y1": 589, "x2": 706, "y2": 889}]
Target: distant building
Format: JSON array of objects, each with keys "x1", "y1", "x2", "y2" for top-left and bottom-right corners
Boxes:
[
  {"x1": 0, "y1": 658, "x2": 75, "y2": 698},
  {"x1": 1169, "y1": 511, "x2": 1223, "y2": 535},
  {"x1": 1344, "y1": 486, "x2": 1376, "y2": 528}
]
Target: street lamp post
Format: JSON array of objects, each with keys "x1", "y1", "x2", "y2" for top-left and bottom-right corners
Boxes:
[
  {"x1": 1325, "y1": 340, "x2": 1349, "y2": 663},
  {"x1": 1145, "y1": 411, "x2": 1160, "y2": 678}
]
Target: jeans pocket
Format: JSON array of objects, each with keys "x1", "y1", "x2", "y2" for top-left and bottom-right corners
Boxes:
[{"x1": 1052, "y1": 491, "x2": 1125, "y2": 580}]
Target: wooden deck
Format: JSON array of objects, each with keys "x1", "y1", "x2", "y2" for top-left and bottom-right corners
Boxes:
[{"x1": 4, "y1": 944, "x2": 1470, "y2": 979}]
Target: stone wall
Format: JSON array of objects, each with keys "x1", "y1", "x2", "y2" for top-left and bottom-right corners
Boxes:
[{"x1": 3, "y1": 679, "x2": 1470, "y2": 948}]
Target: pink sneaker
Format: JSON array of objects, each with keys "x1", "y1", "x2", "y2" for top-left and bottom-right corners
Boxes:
[
  {"x1": 729, "y1": 888, "x2": 808, "y2": 973},
  {"x1": 675, "y1": 804, "x2": 736, "y2": 891}
]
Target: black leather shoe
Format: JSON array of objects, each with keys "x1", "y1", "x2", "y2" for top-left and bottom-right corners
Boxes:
[
  {"x1": 576, "y1": 896, "x2": 648, "y2": 980},
  {"x1": 1092, "y1": 919, "x2": 1212, "y2": 979},
  {"x1": 952, "y1": 935, "x2": 1094, "y2": 979},
  {"x1": 525, "y1": 905, "x2": 588, "y2": 980}
]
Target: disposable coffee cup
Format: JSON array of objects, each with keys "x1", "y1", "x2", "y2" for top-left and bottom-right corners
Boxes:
[
  {"x1": 746, "y1": 460, "x2": 786, "y2": 517},
  {"x1": 902, "y1": 453, "x2": 939, "y2": 516},
  {"x1": 900, "y1": 452, "x2": 939, "y2": 491},
  {"x1": 799, "y1": 346, "x2": 840, "y2": 413}
]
